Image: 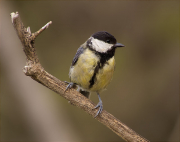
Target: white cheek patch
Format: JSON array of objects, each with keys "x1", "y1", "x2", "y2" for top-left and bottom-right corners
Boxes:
[{"x1": 91, "y1": 37, "x2": 112, "y2": 53}]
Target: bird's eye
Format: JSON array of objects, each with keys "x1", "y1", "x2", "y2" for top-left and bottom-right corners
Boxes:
[{"x1": 106, "y1": 40, "x2": 110, "y2": 43}]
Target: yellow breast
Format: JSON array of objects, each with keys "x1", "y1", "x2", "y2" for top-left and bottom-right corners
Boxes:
[
  {"x1": 69, "y1": 48, "x2": 99, "y2": 90},
  {"x1": 90, "y1": 57, "x2": 115, "y2": 92},
  {"x1": 69, "y1": 48, "x2": 115, "y2": 92}
]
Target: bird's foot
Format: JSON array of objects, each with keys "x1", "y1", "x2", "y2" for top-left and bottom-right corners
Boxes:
[
  {"x1": 93, "y1": 100, "x2": 103, "y2": 118},
  {"x1": 64, "y1": 81, "x2": 74, "y2": 93}
]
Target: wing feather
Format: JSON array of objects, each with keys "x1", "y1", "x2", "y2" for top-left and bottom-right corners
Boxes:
[{"x1": 71, "y1": 46, "x2": 84, "y2": 66}]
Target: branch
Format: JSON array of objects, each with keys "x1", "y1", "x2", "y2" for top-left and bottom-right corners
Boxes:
[{"x1": 10, "y1": 12, "x2": 150, "y2": 142}]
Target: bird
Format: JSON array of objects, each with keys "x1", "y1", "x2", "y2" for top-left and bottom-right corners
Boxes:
[{"x1": 65, "y1": 31, "x2": 124, "y2": 117}]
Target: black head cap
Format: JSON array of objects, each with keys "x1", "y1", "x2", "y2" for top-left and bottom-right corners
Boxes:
[{"x1": 91, "y1": 31, "x2": 117, "y2": 44}]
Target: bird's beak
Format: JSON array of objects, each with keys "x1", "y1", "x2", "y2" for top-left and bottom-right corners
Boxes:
[{"x1": 114, "y1": 43, "x2": 125, "y2": 48}]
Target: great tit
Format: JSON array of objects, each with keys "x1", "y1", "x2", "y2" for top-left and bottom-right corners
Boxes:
[{"x1": 65, "y1": 31, "x2": 124, "y2": 117}]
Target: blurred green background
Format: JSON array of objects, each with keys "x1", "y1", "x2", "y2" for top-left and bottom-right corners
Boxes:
[{"x1": 0, "y1": 1, "x2": 179, "y2": 142}]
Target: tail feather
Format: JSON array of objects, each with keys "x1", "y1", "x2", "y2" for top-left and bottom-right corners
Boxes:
[{"x1": 79, "y1": 89, "x2": 90, "y2": 98}]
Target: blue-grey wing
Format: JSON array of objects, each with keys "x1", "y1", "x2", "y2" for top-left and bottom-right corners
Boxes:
[{"x1": 71, "y1": 46, "x2": 84, "y2": 66}]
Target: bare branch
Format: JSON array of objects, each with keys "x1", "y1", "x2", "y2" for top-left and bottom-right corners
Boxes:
[
  {"x1": 10, "y1": 12, "x2": 150, "y2": 142},
  {"x1": 33, "y1": 21, "x2": 52, "y2": 39}
]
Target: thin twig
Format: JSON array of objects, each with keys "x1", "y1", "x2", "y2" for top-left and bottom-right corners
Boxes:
[
  {"x1": 10, "y1": 12, "x2": 150, "y2": 142},
  {"x1": 33, "y1": 21, "x2": 52, "y2": 39}
]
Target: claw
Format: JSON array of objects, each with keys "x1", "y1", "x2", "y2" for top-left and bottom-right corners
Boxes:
[
  {"x1": 64, "y1": 82, "x2": 74, "y2": 93},
  {"x1": 94, "y1": 101, "x2": 103, "y2": 118},
  {"x1": 93, "y1": 93, "x2": 103, "y2": 118}
]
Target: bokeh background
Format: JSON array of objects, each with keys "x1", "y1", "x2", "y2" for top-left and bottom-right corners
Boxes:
[{"x1": 0, "y1": 1, "x2": 179, "y2": 142}]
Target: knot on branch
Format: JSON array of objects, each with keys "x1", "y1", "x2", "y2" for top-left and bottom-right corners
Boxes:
[{"x1": 23, "y1": 62, "x2": 43, "y2": 76}]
